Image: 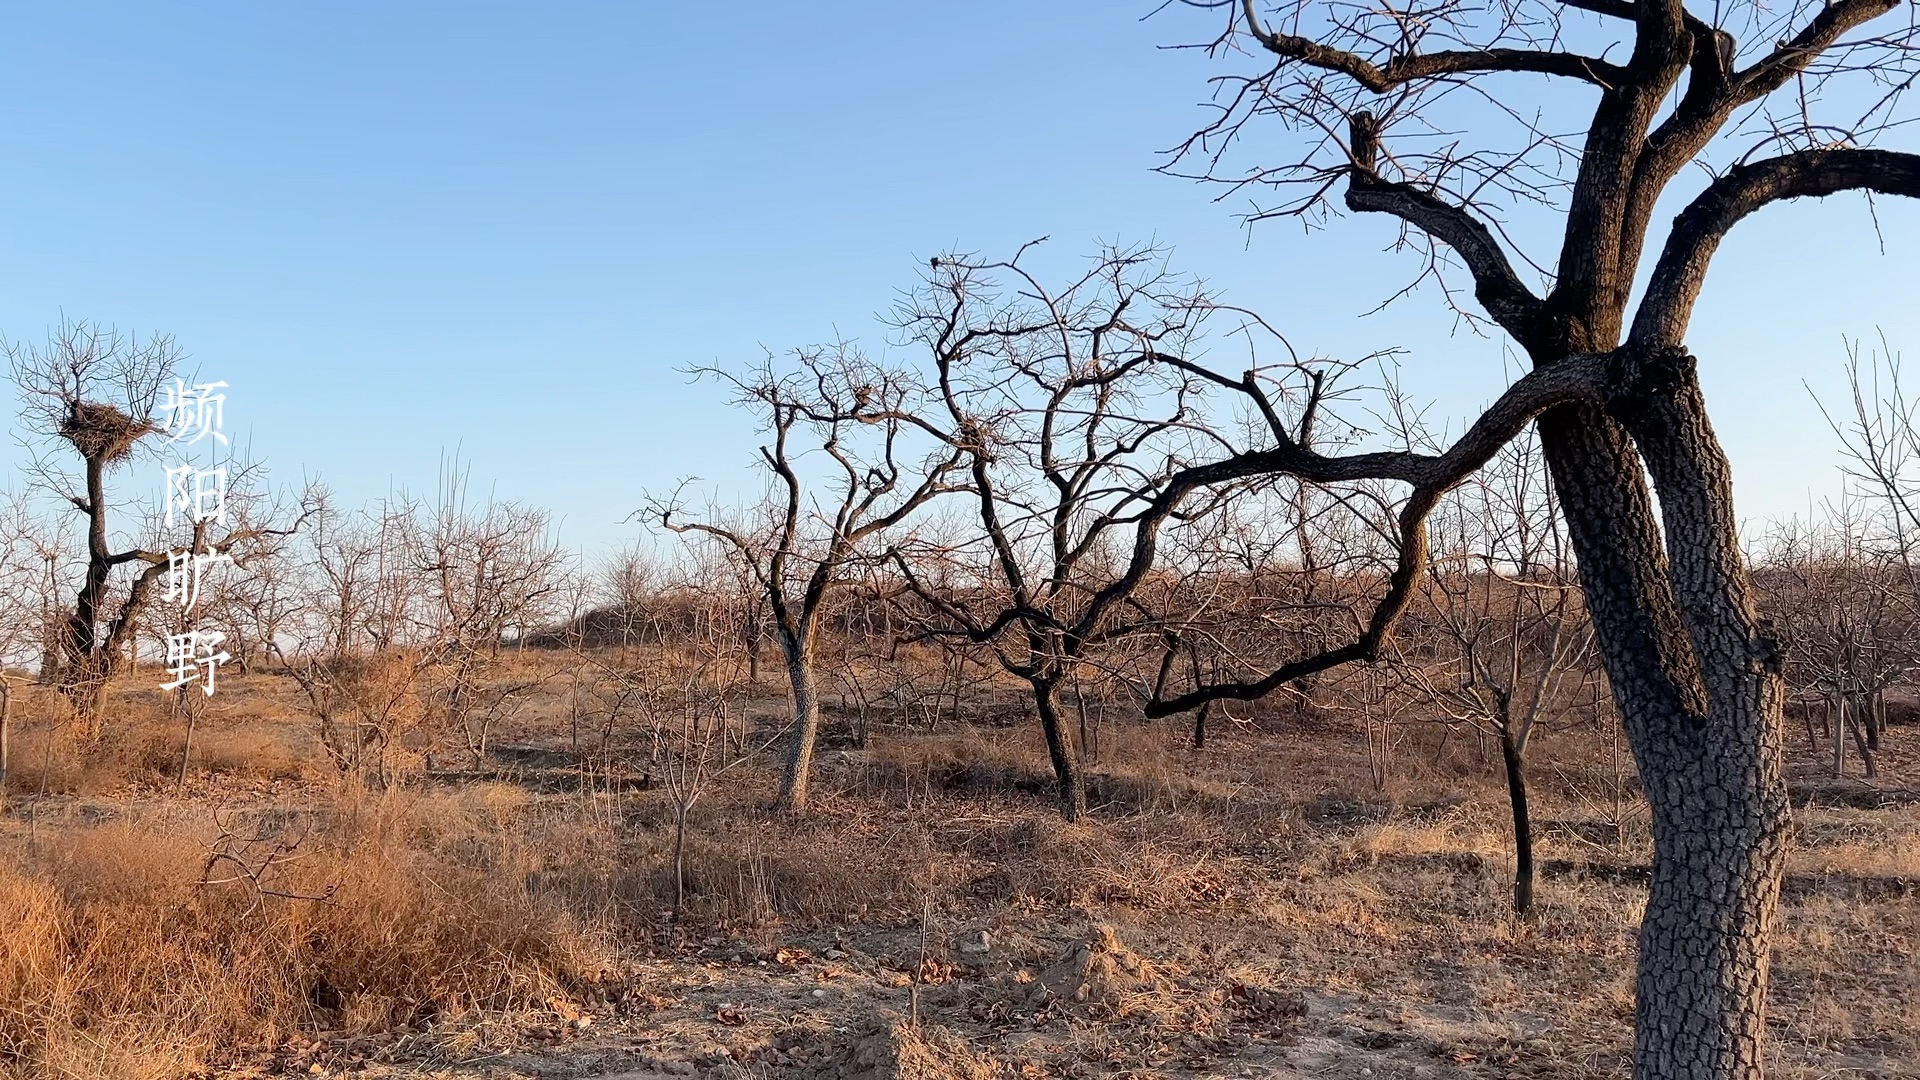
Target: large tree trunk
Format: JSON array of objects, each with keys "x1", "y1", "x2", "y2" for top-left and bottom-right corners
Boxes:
[
  {"x1": 1631, "y1": 684, "x2": 1787, "y2": 1079},
  {"x1": 1539, "y1": 356, "x2": 1790, "y2": 1080},
  {"x1": 776, "y1": 632, "x2": 821, "y2": 814},
  {"x1": 1031, "y1": 679, "x2": 1086, "y2": 821}
]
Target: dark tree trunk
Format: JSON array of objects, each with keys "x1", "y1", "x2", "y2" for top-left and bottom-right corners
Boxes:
[
  {"x1": 776, "y1": 632, "x2": 820, "y2": 814},
  {"x1": 0, "y1": 679, "x2": 11, "y2": 798},
  {"x1": 1845, "y1": 697, "x2": 1878, "y2": 779},
  {"x1": 1539, "y1": 361, "x2": 1790, "y2": 1080},
  {"x1": 671, "y1": 804, "x2": 689, "y2": 922},
  {"x1": 176, "y1": 687, "x2": 198, "y2": 788},
  {"x1": 1498, "y1": 722, "x2": 1534, "y2": 916},
  {"x1": 1191, "y1": 699, "x2": 1211, "y2": 750},
  {"x1": 1031, "y1": 679, "x2": 1086, "y2": 821}
]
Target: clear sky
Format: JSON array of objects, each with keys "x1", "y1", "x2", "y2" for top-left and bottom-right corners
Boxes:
[{"x1": 2, "y1": 2, "x2": 1913, "y2": 563}]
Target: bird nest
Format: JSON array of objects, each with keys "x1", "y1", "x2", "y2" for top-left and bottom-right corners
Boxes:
[{"x1": 60, "y1": 401, "x2": 155, "y2": 462}]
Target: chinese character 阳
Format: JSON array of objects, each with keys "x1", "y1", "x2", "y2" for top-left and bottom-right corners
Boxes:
[{"x1": 164, "y1": 465, "x2": 227, "y2": 528}]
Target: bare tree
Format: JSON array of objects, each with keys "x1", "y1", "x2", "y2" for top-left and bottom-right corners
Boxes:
[
  {"x1": 1755, "y1": 502, "x2": 1908, "y2": 776},
  {"x1": 7, "y1": 321, "x2": 181, "y2": 722},
  {"x1": 1812, "y1": 340, "x2": 1920, "y2": 757},
  {"x1": 410, "y1": 468, "x2": 568, "y2": 769},
  {"x1": 888, "y1": 242, "x2": 1256, "y2": 820},
  {"x1": 276, "y1": 496, "x2": 431, "y2": 785},
  {"x1": 8, "y1": 323, "x2": 311, "y2": 733},
  {"x1": 648, "y1": 345, "x2": 959, "y2": 814},
  {"x1": 1115, "y1": 2, "x2": 1920, "y2": 1071},
  {"x1": 0, "y1": 492, "x2": 65, "y2": 796},
  {"x1": 1395, "y1": 435, "x2": 1594, "y2": 915}
]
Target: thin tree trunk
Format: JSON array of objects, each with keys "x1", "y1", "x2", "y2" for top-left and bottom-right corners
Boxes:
[
  {"x1": 946, "y1": 651, "x2": 963, "y2": 729},
  {"x1": 1498, "y1": 721, "x2": 1534, "y2": 916},
  {"x1": 1845, "y1": 696, "x2": 1878, "y2": 779},
  {"x1": 177, "y1": 689, "x2": 197, "y2": 788},
  {"x1": 1075, "y1": 688, "x2": 1092, "y2": 764},
  {"x1": 671, "y1": 805, "x2": 689, "y2": 922},
  {"x1": 776, "y1": 634, "x2": 820, "y2": 814},
  {"x1": 1191, "y1": 699, "x2": 1211, "y2": 750},
  {"x1": 0, "y1": 679, "x2": 11, "y2": 798},
  {"x1": 1833, "y1": 693, "x2": 1847, "y2": 778},
  {"x1": 1031, "y1": 680, "x2": 1085, "y2": 821}
]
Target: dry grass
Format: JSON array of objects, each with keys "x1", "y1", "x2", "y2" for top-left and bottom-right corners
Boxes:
[
  {"x1": 0, "y1": 787, "x2": 613, "y2": 1079},
  {"x1": 0, "y1": 663, "x2": 1911, "y2": 1079}
]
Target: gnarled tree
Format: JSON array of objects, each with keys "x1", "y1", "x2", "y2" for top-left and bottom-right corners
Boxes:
[
  {"x1": 650, "y1": 346, "x2": 959, "y2": 813},
  {"x1": 7, "y1": 322, "x2": 180, "y2": 722},
  {"x1": 888, "y1": 242, "x2": 1257, "y2": 820},
  {"x1": 1130, "y1": 0, "x2": 1920, "y2": 1074},
  {"x1": 8, "y1": 322, "x2": 305, "y2": 731}
]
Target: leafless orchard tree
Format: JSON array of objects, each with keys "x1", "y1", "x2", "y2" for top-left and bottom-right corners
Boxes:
[
  {"x1": 276, "y1": 496, "x2": 432, "y2": 785},
  {"x1": 0, "y1": 492, "x2": 65, "y2": 796},
  {"x1": 1755, "y1": 500, "x2": 1908, "y2": 774},
  {"x1": 409, "y1": 469, "x2": 569, "y2": 769},
  {"x1": 648, "y1": 346, "x2": 960, "y2": 814},
  {"x1": 1394, "y1": 434, "x2": 1594, "y2": 915},
  {"x1": 7, "y1": 322, "x2": 310, "y2": 733},
  {"x1": 597, "y1": 543, "x2": 661, "y2": 651},
  {"x1": 1117, "y1": 1, "x2": 1920, "y2": 1071},
  {"x1": 140, "y1": 458, "x2": 320, "y2": 781},
  {"x1": 886, "y1": 242, "x2": 1260, "y2": 820},
  {"x1": 1808, "y1": 340, "x2": 1920, "y2": 757},
  {"x1": 7, "y1": 322, "x2": 182, "y2": 723}
]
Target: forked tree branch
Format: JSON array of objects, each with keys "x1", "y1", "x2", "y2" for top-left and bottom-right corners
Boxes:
[
  {"x1": 1238, "y1": 0, "x2": 1628, "y2": 90},
  {"x1": 1136, "y1": 353, "x2": 1612, "y2": 714},
  {"x1": 1633, "y1": 148, "x2": 1920, "y2": 348},
  {"x1": 1344, "y1": 113, "x2": 1546, "y2": 344}
]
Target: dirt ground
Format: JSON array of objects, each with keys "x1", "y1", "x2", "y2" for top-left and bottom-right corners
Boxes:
[{"x1": 1, "y1": 669, "x2": 1914, "y2": 1080}]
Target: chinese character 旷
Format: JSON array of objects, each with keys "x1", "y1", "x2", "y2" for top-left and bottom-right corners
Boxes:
[
  {"x1": 163, "y1": 549, "x2": 233, "y2": 615},
  {"x1": 157, "y1": 379, "x2": 229, "y2": 446},
  {"x1": 160, "y1": 630, "x2": 232, "y2": 696},
  {"x1": 164, "y1": 465, "x2": 227, "y2": 528}
]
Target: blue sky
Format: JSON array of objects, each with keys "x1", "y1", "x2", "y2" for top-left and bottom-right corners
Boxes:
[{"x1": 2, "y1": 1, "x2": 1913, "y2": 562}]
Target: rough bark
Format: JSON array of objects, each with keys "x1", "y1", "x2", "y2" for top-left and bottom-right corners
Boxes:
[
  {"x1": 776, "y1": 633, "x2": 821, "y2": 813},
  {"x1": 1539, "y1": 363, "x2": 1790, "y2": 1080},
  {"x1": 1157, "y1": 4, "x2": 1920, "y2": 1070},
  {"x1": 1032, "y1": 679, "x2": 1087, "y2": 821}
]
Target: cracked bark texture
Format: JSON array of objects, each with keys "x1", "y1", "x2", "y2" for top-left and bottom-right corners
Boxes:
[
  {"x1": 1149, "y1": 3, "x2": 1920, "y2": 1069},
  {"x1": 1031, "y1": 677, "x2": 1087, "y2": 821},
  {"x1": 1540, "y1": 360, "x2": 1789, "y2": 1078},
  {"x1": 779, "y1": 634, "x2": 823, "y2": 813}
]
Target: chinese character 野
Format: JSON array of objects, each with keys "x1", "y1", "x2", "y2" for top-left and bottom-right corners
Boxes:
[
  {"x1": 161, "y1": 630, "x2": 231, "y2": 696},
  {"x1": 164, "y1": 464, "x2": 226, "y2": 528},
  {"x1": 163, "y1": 549, "x2": 232, "y2": 615},
  {"x1": 157, "y1": 379, "x2": 228, "y2": 446}
]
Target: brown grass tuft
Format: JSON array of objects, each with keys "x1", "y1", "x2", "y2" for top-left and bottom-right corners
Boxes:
[{"x1": 0, "y1": 791, "x2": 613, "y2": 1078}]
